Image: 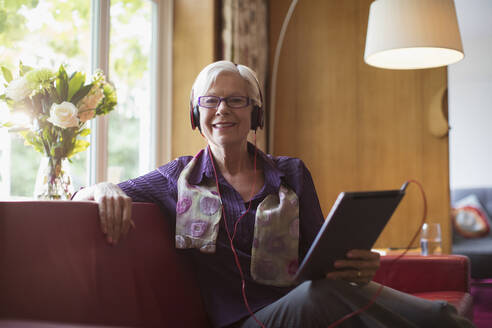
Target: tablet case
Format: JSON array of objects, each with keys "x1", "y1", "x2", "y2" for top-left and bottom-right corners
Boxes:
[{"x1": 294, "y1": 184, "x2": 407, "y2": 282}]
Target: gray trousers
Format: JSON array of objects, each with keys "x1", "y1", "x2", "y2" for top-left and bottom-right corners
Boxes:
[{"x1": 238, "y1": 280, "x2": 475, "y2": 328}]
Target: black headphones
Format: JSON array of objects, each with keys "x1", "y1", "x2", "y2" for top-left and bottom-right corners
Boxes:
[{"x1": 190, "y1": 63, "x2": 264, "y2": 132}]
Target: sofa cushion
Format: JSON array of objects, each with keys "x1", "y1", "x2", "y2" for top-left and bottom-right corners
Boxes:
[
  {"x1": 374, "y1": 255, "x2": 472, "y2": 320},
  {"x1": 374, "y1": 255, "x2": 470, "y2": 294},
  {"x1": 451, "y1": 188, "x2": 492, "y2": 279},
  {"x1": 453, "y1": 194, "x2": 491, "y2": 238},
  {"x1": 413, "y1": 291, "x2": 473, "y2": 319},
  {"x1": 451, "y1": 188, "x2": 492, "y2": 215}
]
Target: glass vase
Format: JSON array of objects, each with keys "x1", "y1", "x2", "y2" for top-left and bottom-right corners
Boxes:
[{"x1": 34, "y1": 156, "x2": 74, "y2": 200}]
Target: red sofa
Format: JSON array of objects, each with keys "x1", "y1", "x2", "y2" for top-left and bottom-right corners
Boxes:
[{"x1": 0, "y1": 201, "x2": 472, "y2": 327}]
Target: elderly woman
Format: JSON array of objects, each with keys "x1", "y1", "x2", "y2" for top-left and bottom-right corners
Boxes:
[{"x1": 74, "y1": 61, "x2": 473, "y2": 328}]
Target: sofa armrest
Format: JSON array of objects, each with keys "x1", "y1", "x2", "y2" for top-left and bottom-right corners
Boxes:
[{"x1": 373, "y1": 255, "x2": 470, "y2": 294}]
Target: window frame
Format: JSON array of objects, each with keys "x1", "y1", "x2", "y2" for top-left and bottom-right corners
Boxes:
[
  {"x1": 89, "y1": 0, "x2": 173, "y2": 185},
  {"x1": 0, "y1": 0, "x2": 173, "y2": 198}
]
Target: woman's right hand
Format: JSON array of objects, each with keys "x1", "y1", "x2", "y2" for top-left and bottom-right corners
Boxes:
[{"x1": 73, "y1": 182, "x2": 134, "y2": 244}]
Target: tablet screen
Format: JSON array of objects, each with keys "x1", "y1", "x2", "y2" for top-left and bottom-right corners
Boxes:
[{"x1": 294, "y1": 184, "x2": 407, "y2": 282}]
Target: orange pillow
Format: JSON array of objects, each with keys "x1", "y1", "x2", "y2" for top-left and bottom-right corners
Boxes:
[{"x1": 452, "y1": 195, "x2": 491, "y2": 238}]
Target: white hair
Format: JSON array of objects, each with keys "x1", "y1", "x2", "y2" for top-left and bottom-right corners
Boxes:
[{"x1": 191, "y1": 60, "x2": 262, "y2": 108}]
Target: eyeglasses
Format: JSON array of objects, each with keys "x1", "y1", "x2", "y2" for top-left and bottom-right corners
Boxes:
[{"x1": 198, "y1": 96, "x2": 250, "y2": 109}]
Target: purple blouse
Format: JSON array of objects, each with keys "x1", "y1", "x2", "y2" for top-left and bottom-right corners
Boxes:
[{"x1": 118, "y1": 144, "x2": 324, "y2": 328}]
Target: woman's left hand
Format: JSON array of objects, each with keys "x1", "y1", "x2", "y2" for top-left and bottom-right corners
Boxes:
[{"x1": 325, "y1": 249, "x2": 380, "y2": 284}]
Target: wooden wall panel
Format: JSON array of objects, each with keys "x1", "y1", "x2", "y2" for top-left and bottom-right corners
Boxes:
[
  {"x1": 172, "y1": 0, "x2": 214, "y2": 159},
  {"x1": 269, "y1": 0, "x2": 451, "y2": 252}
]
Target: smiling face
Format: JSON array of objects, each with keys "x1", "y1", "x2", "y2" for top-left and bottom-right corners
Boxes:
[{"x1": 199, "y1": 72, "x2": 252, "y2": 150}]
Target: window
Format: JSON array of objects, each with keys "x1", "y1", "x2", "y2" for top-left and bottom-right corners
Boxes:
[{"x1": 0, "y1": 0, "x2": 172, "y2": 198}]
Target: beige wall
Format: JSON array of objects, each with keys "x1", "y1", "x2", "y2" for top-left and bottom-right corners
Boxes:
[
  {"x1": 269, "y1": 0, "x2": 451, "y2": 252},
  {"x1": 171, "y1": 0, "x2": 215, "y2": 159}
]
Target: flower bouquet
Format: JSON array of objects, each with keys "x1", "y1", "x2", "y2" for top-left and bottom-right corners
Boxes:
[{"x1": 0, "y1": 63, "x2": 117, "y2": 199}]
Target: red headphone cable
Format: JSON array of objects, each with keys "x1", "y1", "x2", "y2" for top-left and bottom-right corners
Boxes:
[
  {"x1": 207, "y1": 129, "x2": 428, "y2": 328},
  {"x1": 207, "y1": 133, "x2": 266, "y2": 328}
]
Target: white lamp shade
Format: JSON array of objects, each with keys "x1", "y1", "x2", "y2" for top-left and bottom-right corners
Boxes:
[{"x1": 364, "y1": 0, "x2": 464, "y2": 69}]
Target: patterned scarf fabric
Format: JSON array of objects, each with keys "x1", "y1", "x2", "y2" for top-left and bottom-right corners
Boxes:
[{"x1": 175, "y1": 149, "x2": 300, "y2": 286}]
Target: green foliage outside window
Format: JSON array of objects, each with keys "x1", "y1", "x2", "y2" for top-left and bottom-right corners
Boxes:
[{"x1": 1, "y1": 0, "x2": 152, "y2": 197}]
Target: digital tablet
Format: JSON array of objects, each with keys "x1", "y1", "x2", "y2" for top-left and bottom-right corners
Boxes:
[{"x1": 294, "y1": 183, "x2": 408, "y2": 282}]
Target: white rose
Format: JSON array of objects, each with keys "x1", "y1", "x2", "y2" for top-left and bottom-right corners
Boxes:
[
  {"x1": 47, "y1": 102, "x2": 79, "y2": 128},
  {"x1": 5, "y1": 77, "x2": 33, "y2": 102}
]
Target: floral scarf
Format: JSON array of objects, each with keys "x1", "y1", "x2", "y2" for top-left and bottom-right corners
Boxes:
[{"x1": 175, "y1": 149, "x2": 300, "y2": 287}]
